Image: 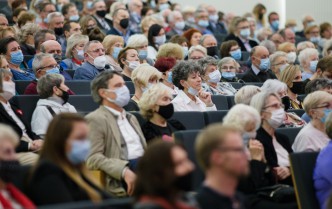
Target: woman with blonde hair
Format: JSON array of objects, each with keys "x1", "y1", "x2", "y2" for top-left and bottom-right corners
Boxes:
[
  {"x1": 62, "y1": 34, "x2": 89, "y2": 70},
  {"x1": 18, "y1": 23, "x2": 39, "y2": 57},
  {"x1": 27, "y1": 113, "x2": 110, "y2": 205},
  {"x1": 102, "y1": 35, "x2": 124, "y2": 72},
  {"x1": 79, "y1": 15, "x2": 97, "y2": 35}
]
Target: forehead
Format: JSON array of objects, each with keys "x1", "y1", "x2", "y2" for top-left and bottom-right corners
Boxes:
[
  {"x1": 255, "y1": 47, "x2": 269, "y2": 56},
  {"x1": 41, "y1": 56, "x2": 57, "y2": 64},
  {"x1": 238, "y1": 21, "x2": 249, "y2": 27},
  {"x1": 89, "y1": 42, "x2": 103, "y2": 49},
  {"x1": 8, "y1": 41, "x2": 19, "y2": 49},
  {"x1": 46, "y1": 42, "x2": 61, "y2": 49},
  {"x1": 126, "y1": 49, "x2": 138, "y2": 55},
  {"x1": 204, "y1": 36, "x2": 216, "y2": 43},
  {"x1": 70, "y1": 22, "x2": 80, "y2": 28},
  {"x1": 95, "y1": 1, "x2": 105, "y2": 7},
  {"x1": 266, "y1": 95, "x2": 279, "y2": 105},
  {"x1": 108, "y1": 74, "x2": 124, "y2": 85},
  {"x1": 223, "y1": 131, "x2": 242, "y2": 147}
]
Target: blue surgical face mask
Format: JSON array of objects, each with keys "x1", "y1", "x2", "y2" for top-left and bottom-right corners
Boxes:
[
  {"x1": 222, "y1": 71, "x2": 236, "y2": 80},
  {"x1": 309, "y1": 60, "x2": 318, "y2": 72},
  {"x1": 46, "y1": 67, "x2": 60, "y2": 74},
  {"x1": 259, "y1": 58, "x2": 270, "y2": 71},
  {"x1": 112, "y1": 47, "x2": 122, "y2": 60},
  {"x1": 57, "y1": 4, "x2": 63, "y2": 12},
  {"x1": 198, "y1": 20, "x2": 209, "y2": 28},
  {"x1": 75, "y1": 48, "x2": 84, "y2": 61},
  {"x1": 167, "y1": 71, "x2": 173, "y2": 83},
  {"x1": 43, "y1": 17, "x2": 48, "y2": 23},
  {"x1": 240, "y1": 28, "x2": 250, "y2": 39},
  {"x1": 67, "y1": 140, "x2": 91, "y2": 165},
  {"x1": 69, "y1": 14, "x2": 80, "y2": 21},
  {"x1": 321, "y1": 109, "x2": 332, "y2": 123},
  {"x1": 242, "y1": 131, "x2": 257, "y2": 146},
  {"x1": 208, "y1": 70, "x2": 221, "y2": 83},
  {"x1": 86, "y1": 1, "x2": 93, "y2": 9},
  {"x1": 10, "y1": 50, "x2": 24, "y2": 65},
  {"x1": 188, "y1": 87, "x2": 199, "y2": 96},
  {"x1": 175, "y1": 21, "x2": 185, "y2": 30},
  {"x1": 271, "y1": 20, "x2": 279, "y2": 31},
  {"x1": 230, "y1": 49, "x2": 242, "y2": 60},
  {"x1": 159, "y1": 3, "x2": 169, "y2": 11},
  {"x1": 142, "y1": 83, "x2": 154, "y2": 93},
  {"x1": 138, "y1": 50, "x2": 148, "y2": 60}
]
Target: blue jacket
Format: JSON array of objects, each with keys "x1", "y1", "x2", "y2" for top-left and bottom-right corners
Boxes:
[{"x1": 73, "y1": 62, "x2": 102, "y2": 80}]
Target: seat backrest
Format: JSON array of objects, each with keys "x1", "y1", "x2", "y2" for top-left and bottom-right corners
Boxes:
[
  {"x1": 226, "y1": 95, "x2": 235, "y2": 109},
  {"x1": 174, "y1": 130, "x2": 204, "y2": 190},
  {"x1": 211, "y1": 95, "x2": 228, "y2": 110},
  {"x1": 204, "y1": 110, "x2": 228, "y2": 125},
  {"x1": 275, "y1": 127, "x2": 302, "y2": 145},
  {"x1": 125, "y1": 81, "x2": 135, "y2": 94},
  {"x1": 15, "y1": 80, "x2": 32, "y2": 95},
  {"x1": 65, "y1": 81, "x2": 91, "y2": 95},
  {"x1": 68, "y1": 95, "x2": 99, "y2": 115},
  {"x1": 66, "y1": 70, "x2": 75, "y2": 79},
  {"x1": 12, "y1": 95, "x2": 39, "y2": 123},
  {"x1": 229, "y1": 82, "x2": 243, "y2": 90},
  {"x1": 243, "y1": 82, "x2": 263, "y2": 87},
  {"x1": 287, "y1": 109, "x2": 305, "y2": 117},
  {"x1": 171, "y1": 111, "x2": 205, "y2": 130},
  {"x1": 289, "y1": 152, "x2": 320, "y2": 209}
]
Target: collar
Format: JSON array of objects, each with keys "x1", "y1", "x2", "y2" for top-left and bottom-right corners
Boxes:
[
  {"x1": 48, "y1": 96, "x2": 64, "y2": 105},
  {"x1": 104, "y1": 105, "x2": 126, "y2": 119},
  {"x1": 72, "y1": 57, "x2": 82, "y2": 65},
  {"x1": 251, "y1": 64, "x2": 260, "y2": 75},
  {"x1": 0, "y1": 101, "x2": 9, "y2": 108},
  {"x1": 239, "y1": 36, "x2": 248, "y2": 43},
  {"x1": 114, "y1": 26, "x2": 126, "y2": 36},
  {"x1": 179, "y1": 90, "x2": 199, "y2": 105}
]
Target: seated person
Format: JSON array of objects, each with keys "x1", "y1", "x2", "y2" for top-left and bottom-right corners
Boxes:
[
  {"x1": 27, "y1": 113, "x2": 110, "y2": 205},
  {"x1": 61, "y1": 34, "x2": 89, "y2": 71},
  {"x1": 154, "y1": 57, "x2": 179, "y2": 95},
  {"x1": 0, "y1": 55, "x2": 10, "y2": 71},
  {"x1": 234, "y1": 85, "x2": 261, "y2": 105},
  {"x1": 172, "y1": 60, "x2": 217, "y2": 111},
  {"x1": 86, "y1": 71, "x2": 146, "y2": 197},
  {"x1": 31, "y1": 74, "x2": 77, "y2": 138},
  {"x1": 199, "y1": 56, "x2": 237, "y2": 95},
  {"x1": 24, "y1": 53, "x2": 75, "y2": 95},
  {"x1": 127, "y1": 34, "x2": 153, "y2": 66},
  {"x1": 0, "y1": 124, "x2": 36, "y2": 209},
  {"x1": 293, "y1": 91, "x2": 332, "y2": 152},
  {"x1": 0, "y1": 37, "x2": 35, "y2": 80},
  {"x1": 220, "y1": 40, "x2": 249, "y2": 73},
  {"x1": 298, "y1": 48, "x2": 319, "y2": 81},
  {"x1": 117, "y1": 47, "x2": 140, "y2": 81},
  {"x1": 218, "y1": 57, "x2": 244, "y2": 83},
  {"x1": 188, "y1": 45, "x2": 206, "y2": 60},
  {"x1": 269, "y1": 51, "x2": 288, "y2": 79},
  {"x1": 124, "y1": 64, "x2": 162, "y2": 111},
  {"x1": 102, "y1": 35, "x2": 124, "y2": 72},
  {"x1": 0, "y1": 69, "x2": 42, "y2": 165},
  {"x1": 138, "y1": 83, "x2": 185, "y2": 143},
  {"x1": 73, "y1": 40, "x2": 106, "y2": 80}
]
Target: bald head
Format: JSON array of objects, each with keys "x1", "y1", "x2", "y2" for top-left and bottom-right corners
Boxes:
[
  {"x1": 40, "y1": 40, "x2": 62, "y2": 55},
  {"x1": 303, "y1": 15, "x2": 315, "y2": 28},
  {"x1": 283, "y1": 28, "x2": 296, "y2": 43},
  {"x1": 251, "y1": 46, "x2": 270, "y2": 69}
]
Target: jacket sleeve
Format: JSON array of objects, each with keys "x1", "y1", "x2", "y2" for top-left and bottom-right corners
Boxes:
[{"x1": 73, "y1": 67, "x2": 93, "y2": 80}]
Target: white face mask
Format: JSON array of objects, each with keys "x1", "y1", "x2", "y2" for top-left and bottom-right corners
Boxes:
[
  {"x1": 208, "y1": 70, "x2": 221, "y2": 83},
  {"x1": 279, "y1": 63, "x2": 289, "y2": 73},
  {"x1": 286, "y1": 52, "x2": 297, "y2": 64},
  {"x1": 141, "y1": 82, "x2": 154, "y2": 93},
  {"x1": 267, "y1": 108, "x2": 285, "y2": 129},
  {"x1": 154, "y1": 35, "x2": 166, "y2": 45},
  {"x1": 127, "y1": 60, "x2": 140, "y2": 71},
  {"x1": 105, "y1": 86, "x2": 130, "y2": 107},
  {"x1": 88, "y1": 54, "x2": 106, "y2": 69},
  {"x1": 0, "y1": 81, "x2": 16, "y2": 101},
  {"x1": 242, "y1": 131, "x2": 257, "y2": 145}
]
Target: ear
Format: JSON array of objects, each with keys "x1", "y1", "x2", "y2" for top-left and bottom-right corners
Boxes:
[
  {"x1": 211, "y1": 150, "x2": 223, "y2": 166},
  {"x1": 98, "y1": 88, "x2": 107, "y2": 99},
  {"x1": 53, "y1": 86, "x2": 60, "y2": 95},
  {"x1": 179, "y1": 79, "x2": 187, "y2": 89},
  {"x1": 316, "y1": 68, "x2": 322, "y2": 76},
  {"x1": 261, "y1": 111, "x2": 270, "y2": 121}
]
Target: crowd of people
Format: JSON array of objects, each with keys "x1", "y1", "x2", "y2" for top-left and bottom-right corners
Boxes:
[{"x1": 0, "y1": 0, "x2": 332, "y2": 208}]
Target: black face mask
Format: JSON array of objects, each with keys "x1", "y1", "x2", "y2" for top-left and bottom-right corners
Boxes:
[
  {"x1": 54, "y1": 27, "x2": 64, "y2": 36},
  {"x1": 59, "y1": 88, "x2": 69, "y2": 104},
  {"x1": 173, "y1": 171, "x2": 193, "y2": 192},
  {"x1": 281, "y1": 96, "x2": 290, "y2": 111},
  {"x1": 258, "y1": 13, "x2": 264, "y2": 20},
  {"x1": 206, "y1": 46, "x2": 218, "y2": 58},
  {"x1": 96, "y1": 10, "x2": 107, "y2": 18},
  {"x1": 0, "y1": 160, "x2": 20, "y2": 182},
  {"x1": 290, "y1": 81, "x2": 305, "y2": 95},
  {"x1": 53, "y1": 54, "x2": 62, "y2": 64},
  {"x1": 157, "y1": 103, "x2": 174, "y2": 119},
  {"x1": 120, "y1": 18, "x2": 129, "y2": 29},
  {"x1": 86, "y1": 27, "x2": 95, "y2": 34}
]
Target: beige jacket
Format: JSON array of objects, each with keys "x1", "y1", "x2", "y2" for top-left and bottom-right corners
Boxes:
[{"x1": 85, "y1": 106, "x2": 146, "y2": 197}]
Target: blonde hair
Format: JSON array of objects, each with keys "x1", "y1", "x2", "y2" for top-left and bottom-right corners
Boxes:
[
  {"x1": 66, "y1": 34, "x2": 89, "y2": 58},
  {"x1": 132, "y1": 64, "x2": 162, "y2": 88},
  {"x1": 156, "y1": 43, "x2": 184, "y2": 60},
  {"x1": 127, "y1": 34, "x2": 148, "y2": 49},
  {"x1": 0, "y1": 124, "x2": 19, "y2": 147},
  {"x1": 141, "y1": 16, "x2": 163, "y2": 34},
  {"x1": 0, "y1": 26, "x2": 16, "y2": 39},
  {"x1": 279, "y1": 64, "x2": 301, "y2": 88},
  {"x1": 102, "y1": 35, "x2": 124, "y2": 55},
  {"x1": 278, "y1": 42, "x2": 295, "y2": 52},
  {"x1": 18, "y1": 23, "x2": 39, "y2": 43},
  {"x1": 303, "y1": 91, "x2": 332, "y2": 118},
  {"x1": 234, "y1": 85, "x2": 261, "y2": 105},
  {"x1": 188, "y1": 45, "x2": 207, "y2": 57},
  {"x1": 138, "y1": 83, "x2": 172, "y2": 120}
]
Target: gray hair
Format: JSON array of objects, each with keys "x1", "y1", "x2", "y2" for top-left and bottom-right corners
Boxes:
[
  {"x1": 167, "y1": 10, "x2": 182, "y2": 23},
  {"x1": 305, "y1": 78, "x2": 332, "y2": 94},
  {"x1": 18, "y1": 23, "x2": 39, "y2": 43},
  {"x1": 199, "y1": 34, "x2": 217, "y2": 46},
  {"x1": 269, "y1": 51, "x2": 287, "y2": 65},
  {"x1": 217, "y1": 57, "x2": 240, "y2": 70},
  {"x1": 32, "y1": 53, "x2": 55, "y2": 74},
  {"x1": 259, "y1": 40, "x2": 276, "y2": 55},
  {"x1": 34, "y1": 29, "x2": 55, "y2": 51},
  {"x1": 261, "y1": 79, "x2": 287, "y2": 95},
  {"x1": 172, "y1": 60, "x2": 202, "y2": 90},
  {"x1": 250, "y1": 92, "x2": 280, "y2": 114},
  {"x1": 84, "y1": 40, "x2": 101, "y2": 53},
  {"x1": 47, "y1": 12, "x2": 63, "y2": 23},
  {"x1": 91, "y1": 71, "x2": 122, "y2": 104},
  {"x1": 296, "y1": 41, "x2": 315, "y2": 54},
  {"x1": 37, "y1": 74, "x2": 64, "y2": 98},
  {"x1": 322, "y1": 39, "x2": 332, "y2": 57},
  {"x1": 194, "y1": 8, "x2": 208, "y2": 18},
  {"x1": 298, "y1": 48, "x2": 319, "y2": 67},
  {"x1": 188, "y1": 45, "x2": 207, "y2": 57},
  {"x1": 197, "y1": 56, "x2": 217, "y2": 74},
  {"x1": 66, "y1": 34, "x2": 89, "y2": 58},
  {"x1": 235, "y1": 85, "x2": 261, "y2": 105},
  {"x1": 127, "y1": 34, "x2": 148, "y2": 48}
]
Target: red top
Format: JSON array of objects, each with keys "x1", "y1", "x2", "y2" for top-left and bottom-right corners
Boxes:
[{"x1": 24, "y1": 81, "x2": 75, "y2": 95}]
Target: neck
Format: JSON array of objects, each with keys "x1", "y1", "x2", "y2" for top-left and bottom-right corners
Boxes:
[
  {"x1": 287, "y1": 89, "x2": 297, "y2": 101},
  {"x1": 262, "y1": 121, "x2": 275, "y2": 136},
  {"x1": 303, "y1": 68, "x2": 312, "y2": 74},
  {"x1": 0, "y1": 97, "x2": 7, "y2": 103},
  {"x1": 9, "y1": 62, "x2": 20, "y2": 70},
  {"x1": 133, "y1": 90, "x2": 142, "y2": 102},
  {"x1": 150, "y1": 114, "x2": 167, "y2": 127},
  {"x1": 311, "y1": 119, "x2": 325, "y2": 132},
  {"x1": 102, "y1": 100, "x2": 123, "y2": 112},
  {"x1": 122, "y1": 68, "x2": 132, "y2": 78},
  {"x1": 184, "y1": 89, "x2": 196, "y2": 101},
  {"x1": 204, "y1": 168, "x2": 238, "y2": 197}
]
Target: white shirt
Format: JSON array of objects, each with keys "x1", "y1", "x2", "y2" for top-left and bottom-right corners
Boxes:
[
  {"x1": 292, "y1": 122, "x2": 330, "y2": 152},
  {"x1": 251, "y1": 64, "x2": 261, "y2": 75},
  {"x1": 163, "y1": 83, "x2": 179, "y2": 95},
  {"x1": 172, "y1": 90, "x2": 217, "y2": 112},
  {"x1": 104, "y1": 106, "x2": 144, "y2": 160},
  {"x1": 0, "y1": 189, "x2": 23, "y2": 209},
  {"x1": 272, "y1": 136, "x2": 290, "y2": 167},
  {"x1": 239, "y1": 37, "x2": 252, "y2": 52},
  {"x1": 147, "y1": 46, "x2": 158, "y2": 61}
]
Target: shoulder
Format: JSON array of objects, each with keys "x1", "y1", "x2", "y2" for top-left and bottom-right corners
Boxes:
[{"x1": 32, "y1": 160, "x2": 64, "y2": 179}]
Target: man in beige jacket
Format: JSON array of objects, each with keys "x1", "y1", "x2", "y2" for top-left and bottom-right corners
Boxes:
[{"x1": 86, "y1": 71, "x2": 147, "y2": 197}]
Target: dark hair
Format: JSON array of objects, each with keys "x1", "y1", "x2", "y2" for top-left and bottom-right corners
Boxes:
[
  {"x1": 320, "y1": 22, "x2": 332, "y2": 37},
  {"x1": 117, "y1": 46, "x2": 138, "y2": 69},
  {"x1": 172, "y1": 60, "x2": 201, "y2": 90},
  {"x1": 220, "y1": 40, "x2": 238, "y2": 58},
  {"x1": 169, "y1": 35, "x2": 188, "y2": 46},
  {"x1": 317, "y1": 56, "x2": 332, "y2": 73},
  {"x1": 18, "y1": 12, "x2": 36, "y2": 28},
  {"x1": 182, "y1": 28, "x2": 201, "y2": 48},
  {"x1": 148, "y1": 24, "x2": 163, "y2": 51},
  {"x1": 268, "y1": 12, "x2": 278, "y2": 22},
  {"x1": 64, "y1": 21, "x2": 77, "y2": 33},
  {"x1": 88, "y1": 27, "x2": 105, "y2": 42},
  {"x1": 154, "y1": 57, "x2": 177, "y2": 73},
  {"x1": 141, "y1": 6, "x2": 152, "y2": 17},
  {"x1": 305, "y1": 78, "x2": 332, "y2": 94},
  {"x1": 40, "y1": 2, "x2": 55, "y2": 12},
  {"x1": 34, "y1": 29, "x2": 55, "y2": 51},
  {"x1": 12, "y1": 7, "x2": 27, "y2": 20},
  {"x1": 0, "y1": 70, "x2": 2, "y2": 93},
  {"x1": 61, "y1": 3, "x2": 75, "y2": 16},
  {"x1": 0, "y1": 37, "x2": 18, "y2": 54},
  {"x1": 134, "y1": 140, "x2": 183, "y2": 202},
  {"x1": 12, "y1": 0, "x2": 25, "y2": 11}
]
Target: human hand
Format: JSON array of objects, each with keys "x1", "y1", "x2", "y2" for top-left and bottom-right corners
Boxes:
[{"x1": 124, "y1": 168, "x2": 136, "y2": 196}]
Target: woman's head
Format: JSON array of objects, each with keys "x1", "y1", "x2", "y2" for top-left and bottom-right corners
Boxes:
[
  {"x1": 316, "y1": 56, "x2": 332, "y2": 80},
  {"x1": 303, "y1": 91, "x2": 332, "y2": 120},
  {"x1": 18, "y1": 23, "x2": 39, "y2": 45},
  {"x1": 102, "y1": 35, "x2": 124, "y2": 60},
  {"x1": 154, "y1": 57, "x2": 177, "y2": 84},
  {"x1": 218, "y1": 57, "x2": 239, "y2": 79},
  {"x1": 0, "y1": 27, "x2": 16, "y2": 39},
  {"x1": 0, "y1": 124, "x2": 19, "y2": 161},
  {"x1": 279, "y1": 65, "x2": 302, "y2": 90},
  {"x1": 304, "y1": 25, "x2": 320, "y2": 42},
  {"x1": 118, "y1": 47, "x2": 139, "y2": 70},
  {"x1": 0, "y1": 37, "x2": 23, "y2": 66},
  {"x1": 197, "y1": 56, "x2": 219, "y2": 83},
  {"x1": 0, "y1": 68, "x2": 15, "y2": 101},
  {"x1": 169, "y1": 35, "x2": 188, "y2": 47},
  {"x1": 79, "y1": 15, "x2": 97, "y2": 35},
  {"x1": 269, "y1": 51, "x2": 288, "y2": 76},
  {"x1": 141, "y1": 15, "x2": 163, "y2": 36},
  {"x1": 156, "y1": 43, "x2": 184, "y2": 60},
  {"x1": 322, "y1": 39, "x2": 332, "y2": 57},
  {"x1": 127, "y1": 34, "x2": 148, "y2": 60},
  {"x1": 296, "y1": 41, "x2": 315, "y2": 54},
  {"x1": 66, "y1": 34, "x2": 89, "y2": 59},
  {"x1": 182, "y1": 28, "x2": 202, "y2": 48},
  {"x1": 132, "y1": 64, "x2": 162, "y2": 90},
  {"x1": 139, "y1": 83, "x2": 173, "y2": 120},
  {"x1": 261, "y1": 79, "x2": 288, "y2": 98},
  {"x1": 298, "y1": 48, "x2": 319, "y2": 71},
  {"x1": 172, "y1": 60, "x2": 202, "y2": 91},
  {"x1": 235, "y1": 85, "x2": 261, "y2": 105},
  {"x1": 188, "y1": 45, "x2": 207, "y2": 60},
  {"x1": 220, "y1": 40, "x2": 240, "y2": 59},
  {"x1": 320, "y1": 22, "x2": 332, "y2": 39},
  {"x1": 148, "y1": 24, "x2": 165, "y2": 50},
  {"x1": 17, "y1": 12, "x2": 36, "y2": 28},
  {"x1": 0, "y1": 55, "x2": 10, "y2": 71}
]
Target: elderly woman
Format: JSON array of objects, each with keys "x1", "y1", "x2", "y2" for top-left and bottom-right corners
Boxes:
[
  {"x1": 218, "y1": 57, "x2": 243, "y2": 82},
  {"x1": 188, "y1": 45, "x2": 207, "y2": 60},
  {"x1": 250, "y1": 92, "x2": 293, "y2": 185},
  {"x1": 298, "y1": 48, "x2": 319, "y2": 80},
  {"x1": 31, "y1": 74, "x2": 77, "y2": 138},
  {"x1": 182, "y1": 28, "x2": 202, "y2": 48},
  {"x1": 172, "y1": 60, "x2": 217, "y2": 112},
  {"x1": 269, "y1": 51, "x2": 288, "y2": 79},
  {"x1": 0, "y1": 55, "x2": 10, "y2": 71},
  {"x1": 138, "y1": 83, "x2": 185, "y2": 143},
  {"x1": 79, "y1": 15, "x2": 97, "y2": 35},
  {"x1": 279, "y1": 65, "x2": 304, "y2": 109},
  {"x1": 147, "y1": 24, "x2": 166, "y2": 61},
  {"x1": 124, "y1": 64, "x2": 162, "y2": 111},
  {"x1": 234, "y1": 85, "x2": 261, "y2": 105},
  {"x1": 319, "y1": 22, "x2": 332, "y2": 48},
  {"x1": 304, "y1": 25, "x2": 321, "y2": 48},
  {"x1": 293, "y1": 91, "x2": 332, "y2": 152},
  {"x1": 277, "y1": 42, "x2": 297, "y2": 64},
  {"x1": 220, "y1": 40, "x2": 241, "y2": 60},
  {"x1": 156, "y1": 43, "x2": 184, "y2": 61},
  {"x1": 102, "y1": 35, "x2": 124, "y2": 72},
  {"x1": 0, "y1": 37, "x2": 34, "y2": 80},
  {"x1": 154, "y1": 57, "x2": 179, "y2": 95},
  {"x1": 296, "y1": 41, "x2": 315, "y2": 55},
  {"x1": 18, "y1": 23, "x2": 39, "y2": 57},
  {"x1": 198, "y1": 56, "x2": 237, "y2": 95},
  {"x1": 117, "y1": 47, "x2": 140, "y2": 81},
  {"x1": 127, "y1": 34, "x2": 152, "y2": 65},
  {"x1": 61, "y1": 34, "x2": 89, "y2": 71},
  {"x1": 0, "y1": 27, "x2": 16, "y2": 39}
]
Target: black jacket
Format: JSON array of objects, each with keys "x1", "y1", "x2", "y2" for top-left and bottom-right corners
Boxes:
[
  {"x1": 27, "y1": 160, "x2": 110, "y2": 206},
  {"x1": 0, "y1": 100, "x2": 40, "y2": 152},
  {"x1": 242, "y1": 67, "x2": 277, "y2": 83},
  {"x1": 92, "y1": 15, "x2": 112, "y2": 34}
]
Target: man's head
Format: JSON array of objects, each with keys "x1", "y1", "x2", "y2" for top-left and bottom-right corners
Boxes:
[
  {"x1": 268, "y1": 12, "x2": 279, "y2": 31},
  {"x1": 83, "y1": 40, "x2": 105, "y2": 65},
  {"x1": 195, "y1": 124, "x2": 249, "y2": 178},
  {"x1": 47, "y1": 12, "x2": 65, "y2": 36},
  {"x1": 112, "y1": 8, "x2": 130, "y2": 30},
  {"x1": 64, "y1": 21, "x2": 81, "y2": 39},
  {"x1": 194, "y1": 8, "x2": 209, "y2": 29},
  {"x1": 128, "y1": 0, "x2": 143, "y2": 16},
  {"x1": 316, "y1": 56, "x2": 332, "y2": 80},
  {"x1": 206, "y1": 5, "x2": 218, "y2": 23},
  {"x1": 168, "y1": 11, "x2": 185, "y2": 31},
  {"x1": 93, "y1": 0, "x2": 107, "y2": 19},
  {"x1": 234, "y1": 18, "x2": 250, "y2": 40},
  {"x1": 61, "y1": 3, "x2": 79, "y2": 21},
  {"x1": 40, "y1": 40, "x2": 62, "y2": 63},
  {"x1": 269, "y1": 33, "x2": 284, "y2": 49},
  {"x1": 39, "y1": 2, "x2": 56, "y2": 22},
  {"x1": 302, "y1": 15, "x2": 315, "y2": 29},
  {"x1": 280, "y1": 28, "x2": 296, "y2": 44},
  {"x1": 34, "y1": 29, "x2": 56, "y2": 53},
  {"x1": 250, "y1": 46, "x2": 270, "y2": 70},
  {"x1": 32, "y1": 53, "x2": 58, "y2": 78},
  {"x1": 200, "y1": 35, "x2": 218, "y2": 57},
  {"x1": 0, "y1": 14, "x2": 9, "y2": 27}
]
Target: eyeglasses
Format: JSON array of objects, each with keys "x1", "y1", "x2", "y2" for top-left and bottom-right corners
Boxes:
[
  {"x1": 38, "y1": 64, "x2": 60, "y2": 71},
  {"x1": 217, "y1": 147, "x2": 246, "y2": 153},
  {"x1": 88, "y1": 48, "x2": 105, "y2": 53},
  {"x1": 263, "y1": 103, "x2": 285, "y2": 109}
]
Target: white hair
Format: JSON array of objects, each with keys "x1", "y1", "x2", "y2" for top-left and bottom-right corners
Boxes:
[
  {"x1": 298, "y1": 48, "x2": 319, "y2": 67},
  {"x1": 261, "y1": 79, "x2": 287, "y2": 95},
  {"x1": 269, "y1": 51, "x2": 287, "y2": 65},
  {"x1": 47, "y1": 12, "x2": 63, "y2": 23},
  {"x1": 167, "y1": 10, "x2": 182, "y2": 23},
  {"x1": 259, "y1": 40, "x2": 276, "y2": 55},
  {"x1": 188, "y1": 45, "x2": 207, "y2": 57},
  {"x1": 235, "y1": 85, "x2": 261, "y2": 105},
  {"x1": 127, "y1": 34, "x2": 148, "y2": 48}
]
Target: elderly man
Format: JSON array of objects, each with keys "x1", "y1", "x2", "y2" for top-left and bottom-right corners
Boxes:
[
  {"x1": 166, "y1": 10, "x2": 190, "y2": 40},
  {"x1": 296, "y1": 15, "x2": 315, "y2": 38},
  {"x1": 280, "y1": 28, "x2": 296, "y2": 44},
  {"x1": 38, "y1": 2, "x2": 56, "y2": 29},
  {"x1": 269, "y1": 32, "x2": 284, "y2": 49},
  {"x1": 127, "y1": 0, "x2": 143, "y2": 34},
  {"x1": 86, "y1": 71, "x2": 146, "y2": 197},
  {"x1": 24, "y1": 53, "x2": 74, "y2": 95},
  {"x1": 74, "y1": 40, "x2": 106, "y2": 80},
  {"x1": 92, "y1": 0, "x2": 112, "y2": 34},
  {"x1": 107, "y1": 8, "x2": 134, "y2": 43},
  {"x1": 0, "y1": 14, "x2": 9, "y2": 27},
  {"x1": 242, "y1": 46, "x2": 277, "y2": 82},
  {"x1": 47, "y1": 12, "x2": 66, "y2": 55},
  {"x1": 194, "y1": 8, "x2": 213, "y2": 35},
  {"x1": 195, "y1": 124, "x2": 249, "y2": 209},
  {"x1": 268, "y1": 12, "x2": 280, "y2": 33},
  {"x1": 200, "y1": 34, "x2": 218, "y2": 58},
  {"x1": 206, "y1": 5, "x2": 227, "y2": 35}
]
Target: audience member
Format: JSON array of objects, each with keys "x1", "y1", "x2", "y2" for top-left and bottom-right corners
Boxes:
[
  {"x1": 127, "y1": 34, "x2": 152, "y2": 65},
  {"x1": 18, "y1": 23, "x2": 39, "y2": 57},
  {"x1": 299, "y1": 48, "x2": 319, "y2": 81},
  {"x1": 193, "y1": 8, "x2": 212, "y2": 35},
  {"x1": 304, "y1": 25, "x2": 320, "y2": 48},
  {"x1": 269, "y1": 51, "x2": 288, "y2": 79},
  {"x1": 102, "y1": 35, "x2": 124, "y2": 72},
  {"x1": 234, "y1": 85, "x2": 261, "y2": 105},
  {"x1": 182, "y1": 28, "x2": 202, "y2": 48},
  {"x1": 128, "y1": 0, "x2": 143, "y2": 34},
  {"x1": 117, "y1": 47, "x2": 140, "y2": 81},
  {"x1": 220, "y1": 40, "x2": 242, "y2": 60},
  {"x1": 147, "y1": 24, "x2": 166, "y2": 61},
  {"x1": 108, "y1": 8, "x2": 134, "y2": 43},
  {"x1": 296, "y1": 15, "x2": 315, "y2": 38},
  {"x1": 154, "y1": 57, "x2": 179, "y2": 94},
  {"x1": 278, "y1": 42, "x2": 297, "y2": 64},
  {"x1": 92, "y1": 0, "x2": 112, "y2": 34},
  {"x1": 188, "y1": 45, "x2": 207, "y2": 60},
  {"x1": 218, "y1": 57, "x2": 243, "y2": 82},
  {"x1": 166, "y1": 10, "x2": 189, "y2": 40},
  {"x1": 62, "y1": 34, "x2": 89, "y2": 71},
  {"x1": 46, "y1": 12, "x2": 65, "y2": 55}
]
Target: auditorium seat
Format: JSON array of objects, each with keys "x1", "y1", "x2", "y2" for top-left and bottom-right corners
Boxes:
[
  {"x1": 226, "y1": 95, "x2": 235, "y2": 109},
  {"x1": 66, "y1": 69, "x2": 75, "y2": 79},
  {"x1": 65, "y1": 81, "x2": 91, "y2": 95},
  {"x1": 287, "y1": 109, "x2": 305, "y2": 117},
  {"x1": 289, "y1": 152, "x2": 319, "y2": 209},
  {"x1": 204, "y1": 110, "x2": 228, "y2": 125},
  {"x1": 15, "y1": 80, "x2": 31, "y2": 95},
  {"x1": 125, "y1": 81, "x2": 135, "y2": 94},
  {"x1": 236, "y1": 73, "x2": 245, "y2": 79},
  {"x1": 211, "y1": 95, "x2": 229, "y2": 110},
  {"x1": 174, "y1": 130, "x2": 204, "y2": 190},
  {"x1": 229, "y1": 82, "x2": 243, "y2": 90},
  {"x1": 275, "y1": 127, "x2": 302, "y2": 145},
  {"x1": 298, "y1": 94, "x2": 306, "y2": 102},
  {"x1": 68, "y1": 95, "x2": 99, "y2": 115},
  {"x1": 171, "y1": 111, "x2": 206, "y2": 130},
  {"x1": 130, "y1": 111, "x2": 146, "y2": 127},
  {"x1": 243, "y1": 82, "x2": 263, "y2": 87},
  {"x1": 12, "y1": 95, "x2": 39, "y2": 123}
]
